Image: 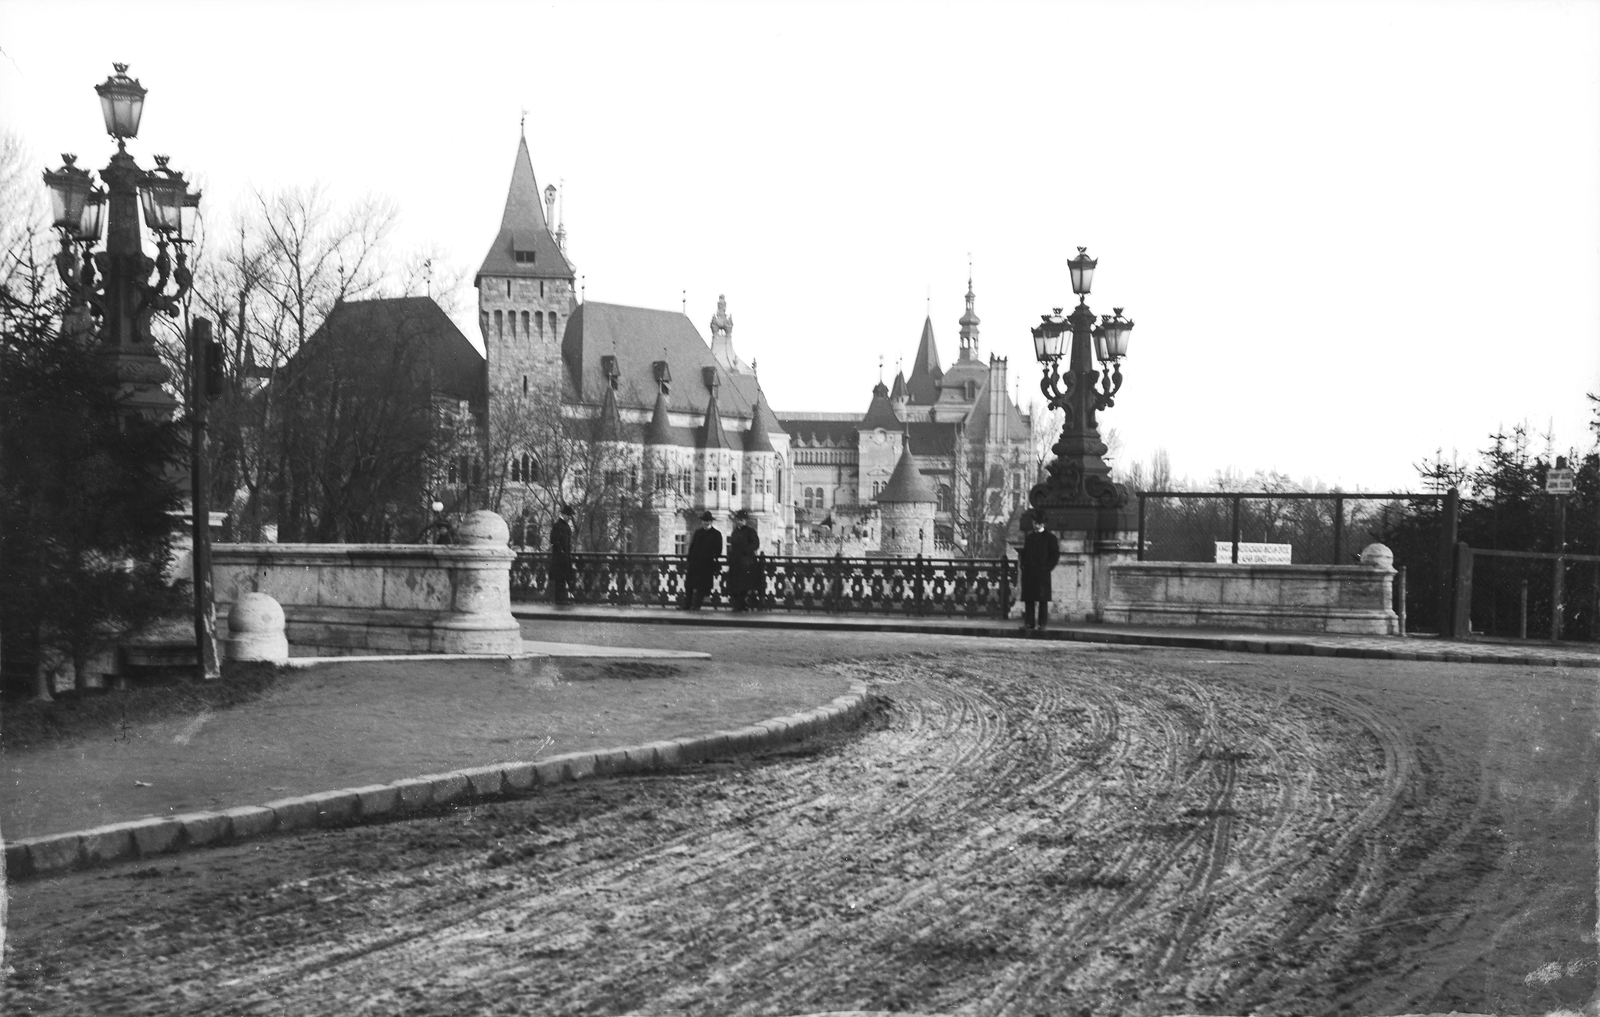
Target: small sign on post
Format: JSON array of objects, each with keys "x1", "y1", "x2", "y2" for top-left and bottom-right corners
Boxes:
[{"x1": 1545, "y1": 467, "x2": 1575, "y2": 495}]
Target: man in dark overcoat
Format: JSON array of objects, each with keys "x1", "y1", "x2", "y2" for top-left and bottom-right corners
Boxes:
[
  {"x1": 548, "y1": 504, "x2": 576, "y2": 604},
  {"x1": 726, "y1": 509, "x2": 762, "y2": 612},
  {"x1": 684, "y1": 511, "x2": 723, "y2": 611},
  {"x1": 1020, "y1": 508, "x2": 1061, "y2": 631}
]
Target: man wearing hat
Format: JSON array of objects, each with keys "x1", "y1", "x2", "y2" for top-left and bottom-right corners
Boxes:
[
  {"x1": 684, "y1": 511, "x2": 723, "y2": 611},
  {"x1": 726, "y1": 508, "x2": 762, "y2": 612},
  {"x1": 1020, "y1": 507, "x2": 1061, "y2": 632},
  {"x1": 548, "y1": 504, "x2": 576, "y2": 605}
]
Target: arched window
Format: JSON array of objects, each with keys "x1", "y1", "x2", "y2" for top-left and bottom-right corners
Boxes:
[
  {"x1": 494, "y1": 310, "x2": 503, "y2": 337},
  {"x1": 479, "y1": 311, "x2": 489, "y2": 336},
  {"x1": 508, "y1": 312, "x2": 516, "y2": 338},
  {"x1": 510, "y1": 457, "x2": 520, "y2": 483},
  {"x1": 872, "y1": 481, "x2": 883, "y2": 497},
  {"x1": 938, "y1": 484, "x2": 953, "y2": 514},
  {"x1": 731, "y1": 473, "x2": 739, "y2": 496},
  {"x1": 536, "y1": 310, "x2": 544, "y2": 336},
  {"x1": 521, "y1": 311, "x2": 530, "y2": 336},
  {"x1": 549, "y1": 312, "x2": 559, "y2": 337}
]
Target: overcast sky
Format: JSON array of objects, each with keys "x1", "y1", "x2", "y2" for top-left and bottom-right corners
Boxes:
[{"x1": 4, "y1": 0, "x2": 1597, "y2": 490}]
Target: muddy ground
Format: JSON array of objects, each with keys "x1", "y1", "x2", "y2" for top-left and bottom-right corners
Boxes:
[{"x1": 5, "y1": 633, "x2": 1597, "y2": 1016}]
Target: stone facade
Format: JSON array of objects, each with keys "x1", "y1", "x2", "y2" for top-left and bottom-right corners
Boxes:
[{"x1": 1099, "y1": 560, "x2": 1400, "y2": 635}]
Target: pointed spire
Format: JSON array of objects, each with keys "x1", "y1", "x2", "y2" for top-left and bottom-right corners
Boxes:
[
  {"x1": 906, "y1": 315, "x2": 943, "y2": 404},
  {"x1": 645, "y1": 386, "x2": 680, "y2": 446},
  {"x1": 476, "y1": 135, "x2": 573, "y2": 283},
  {"x1": 861, "y1": 375, "x2": 902, "y2": 431},
  {"x1": 596, "y1": 382, "x2": 624, "y2": 442},
  {"x1": 958, "y1": 260, "x2": 981, "y2": 362}
]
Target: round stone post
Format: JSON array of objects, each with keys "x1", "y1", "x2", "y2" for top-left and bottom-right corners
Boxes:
[
  {"x1": 434, "y1": 511, "x2": 524, "y2": 654},
  {"x1": 224, "y1": 592, "x2": 289, "y2": 662}
]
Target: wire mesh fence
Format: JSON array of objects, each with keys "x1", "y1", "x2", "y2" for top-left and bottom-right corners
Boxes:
[{"x1": 1465, "y1": 550, "x2": 1600, "y2": 642}]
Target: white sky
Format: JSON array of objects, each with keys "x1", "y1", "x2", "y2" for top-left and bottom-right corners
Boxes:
[{"x1": 3, "y1": 0, "x2": 1597, "y2": 491}]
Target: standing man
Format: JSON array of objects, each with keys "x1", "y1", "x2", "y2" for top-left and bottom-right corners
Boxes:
[
  {"x1": 549, "y1": 504, "x2": 576, "y2": 605},
  {"x1": 727, "y1": 509, "x2": 762, "y2": 613},
  {"x1": 684, "y1": 511, "x2": 723, "y2": 610},
  {"x1": 1020, "y1": 508, "x2": 1061, "y2": 632}
]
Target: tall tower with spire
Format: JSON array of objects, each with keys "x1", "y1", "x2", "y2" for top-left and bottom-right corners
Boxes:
[
  {"x1": 476, "y1": 132, "x2": 577, "y2": 403},
  {"x1": 958, "y1": 265, "x2": 981, "y2": 362}
]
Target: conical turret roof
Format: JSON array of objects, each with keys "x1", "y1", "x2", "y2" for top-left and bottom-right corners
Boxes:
[
  {"x1": 744, "y1": 394, "x2": 780, "y2": 453},
  {"x1": 876, "y1": 445, "x2": 937, "y2": 504},
  {"x1": 890, "y1": 371, "x2": 907, "y2": 402},
  {"x1": 596, "y1": 383, "x2": 624, "y2": 441},
  {"x1": 699, "y1": 380, "x2": 729, "y2": 449}
]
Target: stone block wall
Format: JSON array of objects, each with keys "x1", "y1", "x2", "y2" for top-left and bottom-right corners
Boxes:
[{"x1": 1099, "y1": 561, "x2": 1398, "y2": 634}]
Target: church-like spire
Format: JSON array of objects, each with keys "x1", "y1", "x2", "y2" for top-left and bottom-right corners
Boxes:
[
  {"x1": 958, "y1": 261, "x2": 981, "y2": 362},
  {"x1": 699, "y1": 368, "x2": 729, "y2": 449}
]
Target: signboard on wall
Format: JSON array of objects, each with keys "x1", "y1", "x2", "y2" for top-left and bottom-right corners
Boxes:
[{"x1": 1215, "y1": 542, "x2": 1293, "y2": 564}]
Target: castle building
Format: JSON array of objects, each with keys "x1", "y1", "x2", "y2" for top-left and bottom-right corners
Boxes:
[
  {"x1": 781, "y1": 272, "x2": 1034, "y2": 557},
  {"x1": 475, "y1": 133, "x2": 790, "y2": 555}
]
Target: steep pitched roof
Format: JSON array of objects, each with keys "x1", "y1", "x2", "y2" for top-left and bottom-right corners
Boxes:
[
  {"x1": 860, "y1": 380, "x2": 903, "y2": 431},
  {"x1": 562, "y1": 301, "x2": 768, "y2": 423},
  {"x1": 298, "y1": 296, "x2": 486, "y2": 411},
  {"x1": 966, "y1": 378, "x2": 1030, "y2": 442},
  {"x1": 644, "y1": 387, "x2": 693, "y2": 446},
  {"x1": 877, "y1": 446, "x2": 938, "y2": 504},
  {"x1": 782, "y1": 417, "x2": 860, "y2": 447},
  {"x1": 906, "y1": 316, "x2": 943, "y2": 404},
  {"x1": 596, "y1": 383, "x2": 625, "y2": 441},
  {"x1": 890, "y1": 371, "x2": 907, "y2": 401},
  {"x1": 476, "y1": 135, "x2": 574, "y2": 284},
  {"x1": 906, "y1": 420, "x2": 958, "y2": 457}
]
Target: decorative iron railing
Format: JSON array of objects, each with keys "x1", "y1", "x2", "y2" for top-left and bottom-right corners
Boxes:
[{"x1": 511, "y1": 552, "x2": 1016, "y2": 618}]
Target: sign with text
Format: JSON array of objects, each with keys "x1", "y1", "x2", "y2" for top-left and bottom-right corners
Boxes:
[
  {"x1": 1546, "y1": 468, "x2": 1575, "y2": 494},
  {"x1": 1215, "y1": 542, "x2": 1293, "y2": 564}
]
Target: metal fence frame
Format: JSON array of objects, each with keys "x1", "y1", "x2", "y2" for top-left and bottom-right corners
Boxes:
[
  {"x1": 1136, "y1": 491, "x2": 1449, "y2": 565},
  {"x1": 512, "y1": 551, "x2": 1017, "y2": 618}
]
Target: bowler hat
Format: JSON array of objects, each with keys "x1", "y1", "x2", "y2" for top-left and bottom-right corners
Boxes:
[
  {"x1": 560, "y1": 504, "x2": 575, "y2": 517},
  {"x1": 733, "y1": 508, "x2": 750, "y2": 521},
  {"x1": 700, "y1": 511, "x2": 714, "y2": 522}
]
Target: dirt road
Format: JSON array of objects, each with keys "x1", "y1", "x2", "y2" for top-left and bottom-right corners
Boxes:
[{"x1": 6, "y1": 635, "x2": 1595, "y2": 1016}]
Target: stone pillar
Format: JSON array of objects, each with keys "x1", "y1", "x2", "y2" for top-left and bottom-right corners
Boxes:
[
  {"x1": 433, "y1": 511, "x2": 524, "y2": 654},
  {"x1": 1049, "y1": 528, "x2": 1139, "y2": 623}
]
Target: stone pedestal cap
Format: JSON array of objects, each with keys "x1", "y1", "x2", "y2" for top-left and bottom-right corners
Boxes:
[
  {"x1": 1359, "y1": 543, "x2": 1395, "y2": 569},
  {"x1": 225, "y1": 592, "x2": 289, "y2": 662},
  {"x1": 455, "y1": 511, "x2": 510, "y2": 546}
]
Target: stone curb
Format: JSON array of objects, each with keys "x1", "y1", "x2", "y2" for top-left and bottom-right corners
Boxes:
[
  {"x1": 2, "y1": 681, "x2": 873, "y2": 881},
  {"x1": 510, "y1": 606, "x2": 1600, "y2": 670}
]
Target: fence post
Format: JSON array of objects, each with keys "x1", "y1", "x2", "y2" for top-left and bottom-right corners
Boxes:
[
  {"x1": 1439, "y1": 488, "x2": 1460, "y2": 635},
  {"x1": 1137, "y1": 494, "x2": 1147, "y2": 562},
  {"x1": 1231, "y1": 495, "x2": 1242, "y2": 564},
  {"x1": 1396, "y1": 565, "x2": 1407, "y2": 636},
  {"x1": 1333, "y1": 495, "x2": 1345, "y2": 565},
  {"x1": 914, "y1": 554, "x2": 925, "y2": 616},
  {"x1": 1452, "y1": 542, "x2": 1473, "y2": 639},
  {"x1": 1552, "y1": 494, "x2": 1568, "y2": 642},
  {"x1": 1520, "y1": 579, "x2": 1528, "y2": 640},
  {"x1": 999, "y1": 550, "x2": 1011, "y2": 619}
]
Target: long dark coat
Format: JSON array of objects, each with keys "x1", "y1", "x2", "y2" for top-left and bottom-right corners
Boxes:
[
  {"x1": 727, "y1": 523, "x2": 762, "y2": 596},
  {"x1": 1020, "y1": 528, "x2": 1061, "y2": 601},
  {"x1": 686, "y1": 526, "x2": 723, "y2": 592},
  {"x1": 549, "y1": 517, "x2": 575, "y2": 586}
]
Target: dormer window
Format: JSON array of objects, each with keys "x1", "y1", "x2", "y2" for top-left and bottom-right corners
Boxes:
[{"x1": 515, "y1": 250, "x2": 535, "y2": 264}]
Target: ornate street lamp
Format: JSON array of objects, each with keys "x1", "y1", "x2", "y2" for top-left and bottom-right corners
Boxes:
[
  {"x1": 1031, "y1": 247, "x2": 1138, "y2": 533},
  {"x1": 42, "y1": 63, "x2": 217, "y2": 680}
]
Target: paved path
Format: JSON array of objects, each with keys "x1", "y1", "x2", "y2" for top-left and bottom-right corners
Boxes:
[{"x1": 8, "y1": 630, "x2": 1594, "y2": 1016}]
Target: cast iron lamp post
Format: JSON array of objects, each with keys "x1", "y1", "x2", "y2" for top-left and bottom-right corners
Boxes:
[
  {"x1": 1029, "y1": 246, "x2": 1138, "y2": 532},
  {"x1": 43, "y1": 63, "x2": 218, "y2": 679}
]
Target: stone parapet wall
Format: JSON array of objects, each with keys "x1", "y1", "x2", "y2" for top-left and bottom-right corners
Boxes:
[
  {"x1": 213, "y1": 528, "x2": 523, "y2": 656},
  {"x1": 1101, "y1": 561, "x2": 1398, "y2": 635}
]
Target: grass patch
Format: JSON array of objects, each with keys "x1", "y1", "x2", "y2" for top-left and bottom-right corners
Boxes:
[{"x1": 1, "y1": 662, "x2": 290, "y2": 754}]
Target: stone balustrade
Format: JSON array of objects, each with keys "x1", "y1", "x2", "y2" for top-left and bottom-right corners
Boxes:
[{"x1": 212, "y1": 511, "x2": 523, "y2": 657}]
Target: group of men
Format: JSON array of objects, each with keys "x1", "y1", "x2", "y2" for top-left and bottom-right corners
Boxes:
[
  {"x1": 544, "y1": 505, "x2": 764, "y2": 612},
  {"x1": 548, "y1": 501, "x2": 1064, "y2": 629}
]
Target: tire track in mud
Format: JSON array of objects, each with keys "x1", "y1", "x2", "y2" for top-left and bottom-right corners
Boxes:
[{"x1": 11, "y1": 648, "x2": 1501, "y2": 1017}]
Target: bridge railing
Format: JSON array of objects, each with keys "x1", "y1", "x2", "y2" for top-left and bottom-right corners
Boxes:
[{"x1": 511, "y1": 551, "x2": 1017, "y2": 618}]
